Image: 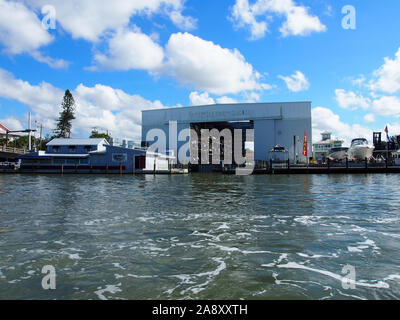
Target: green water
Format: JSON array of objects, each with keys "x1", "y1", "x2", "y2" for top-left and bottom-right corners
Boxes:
[{"x1": 0, "y1": 173, "x2": 399, "y2": 300}]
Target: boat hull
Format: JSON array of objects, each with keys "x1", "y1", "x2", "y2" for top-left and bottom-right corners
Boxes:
[
  {"x1": 328, "y1": 151, "x2": 347, "y2": 161},
  {"x1": 348, "y1": 146, "x2": 374, "y2": 161}
]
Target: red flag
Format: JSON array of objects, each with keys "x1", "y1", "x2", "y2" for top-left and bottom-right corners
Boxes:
[{"x1": 303, "y1": 132, "x2": 307, "y2": 157}]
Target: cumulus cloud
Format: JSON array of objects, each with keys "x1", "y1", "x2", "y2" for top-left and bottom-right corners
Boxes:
[
  {"x1": 312, "y1": 106, "x2": 374, "y2": 146},
  {"x1": 91, "y1": 31, "x2": 269, "y2": 96},
  {"x1": 0, "y1": 68, "x2": 167, "y2": 140},
  {"x1": 189, "y1": 92, "x2": 215, "y2": 106},
  {"x1": 0, "y1": 117, "x2": 24, "y2": 131},
  {"x1": 278, "y1": 71, "x2": 309, "y2": 92},
  {"x1": 24, "y1": 0, "x2": 196, "y2": 42},
  {"x1": 165, "y1": 32, "x2": 271, "y2": 95},
  {"x1": 335, "y1": 89, "x2": 371, "y2": 110},
  {"x1": 364, "y1": 113, "x2": 376, "y2": 123},
  {"x1": 230, "y1": 0, "x2": 326, "y2": 40},
  {"x1": 369, "y1": 47, "x2": 400, "y2": 94},
  {"x1": 371, "y1": 96, "x2": 400, "y2": 118},
  {"x1": 0, "y1": 0, "x2": 67, "y2": 68},
  {"x1": 90, "y1": 27, "x2": 164, "y2": 71}
]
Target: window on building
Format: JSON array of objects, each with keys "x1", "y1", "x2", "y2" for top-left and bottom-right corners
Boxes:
[
  {"x1": 53, "y1": 146, "x2": 60, "y2": 153},
  {"x1": 84, "y1": 146, "x2": 92, "y2": 153},
  {"x1": 69, "y1": 146, "x2": 76, "y2": 153}
]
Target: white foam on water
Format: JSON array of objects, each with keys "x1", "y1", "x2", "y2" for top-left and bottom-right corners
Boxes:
[
  {"x1": 127, "y1": 274, "x2": 157, "y2": 279},
  {"x1": 384, "y1": 275, "x2": 400, "y2": 281},
  {"x1": 210, "y1": 243, "x2": 240, "y2": 253},
  {"x1": 236, "y1": 232, "x2": 252, "y2": 237},
  {"x1": 242, "y1": 250, "x2": 272, "y2": 255},
  {"x1": 112, "y1": 263, "x2": 125, "y2": 270},
  {"x1": 294, "y1": 216, "x2": 323, "y2": 226},
  {"x1": 217, "y1": 223, "x2": 229, "y2": 230},
  {"x1": 297, "y1": 253, "x2": 337, "y2": 259},
  {"x1": 137, "y1": 216, "x2": 155, "y2": 222},
  {"x1": 382, "y1": 232, "x2": 400, "y2": 239},
  {"x1": 347, "y1": 238, "x2": 380, "y2": 253},
  {"x1": 348, "y1": 247, "x2": 363, "y2": 253},
  {"x1": 180, "y1": 258, "x2": 227, "y2": 295},
  {"x1": 337, "y1": 289, "x2": 366, "y2": 300},
  {"x1": 277, "y1": 253, "x2": 288, "y2": 264},
  {"x1": 94, "y1": 284, "x2": 122, "y2": 300},
  {"x1": 67, "y1": 253, "x2": 81, "y2": 260},
  {"x1": 272, "y1": 262, "x2": 390, "y2": 289}
]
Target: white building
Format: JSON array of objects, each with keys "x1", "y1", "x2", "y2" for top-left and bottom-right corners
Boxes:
[
  {"x1": 142, "y1": 102, "x2": 312, "y2": 169},
  {"x1": 313, "y1": 132, "x2": 344, "y2": 162}
]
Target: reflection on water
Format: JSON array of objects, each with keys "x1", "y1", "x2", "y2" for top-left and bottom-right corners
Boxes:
[{"x1": 0, "y1": 173, "x2": 400, "y2": 299}]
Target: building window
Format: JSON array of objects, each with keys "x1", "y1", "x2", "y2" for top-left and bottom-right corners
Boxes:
[
  {"x1": 84, "y1": 146, "x2": 92, "y2": 153},
  {"x1": 69, "y1": 146, "x2": 76, "y2": 153},
  {"x1": 53, "y1": 146, "x2": 60, "y2": 153},
  {"x1": 112, "y1": 153, "x2": 127, "y2": 163}
]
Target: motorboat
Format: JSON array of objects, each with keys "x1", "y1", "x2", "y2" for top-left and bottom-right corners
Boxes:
[
  {"x1": 328, "y1": 147, "x2": 349, "y2": 161},
  {"x1": 348, "y1": 138, "x2": 374, "y2": 161}
]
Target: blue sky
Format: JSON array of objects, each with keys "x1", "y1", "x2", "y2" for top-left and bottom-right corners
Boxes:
[{"x1": 0, "y1": 0, "x2": 400, "y2": 145}]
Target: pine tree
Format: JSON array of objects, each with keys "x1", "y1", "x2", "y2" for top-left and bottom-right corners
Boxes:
[{"x1": 55, "y1": 90, "x2": 75, "y2": 138}]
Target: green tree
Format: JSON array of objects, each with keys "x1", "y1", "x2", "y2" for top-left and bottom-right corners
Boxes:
[
  {"x1": 15, "y1": 135, "x2": 37, "y2": 149},
  {"x1": 90, "y1": 130, "x2": 111, "y2": 143},
  {"x1": 55, "y1": 89, "x2": 75, "y2": 138}
]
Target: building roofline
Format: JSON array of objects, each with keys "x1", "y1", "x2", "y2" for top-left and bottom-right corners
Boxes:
[
  {"x1": 142, "y1": 101, "x2": 312, "y2": 113},
  {"x1": 47, "y1": 138, "x2": 109, "y2": 146},
  {"x1": 0, "y1": 122, "x2": 11, "y2": 132}
]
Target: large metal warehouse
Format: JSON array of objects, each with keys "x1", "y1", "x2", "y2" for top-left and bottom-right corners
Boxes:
[{"x1": 142, "y1": 102, "x2": 312, "y2": 167}]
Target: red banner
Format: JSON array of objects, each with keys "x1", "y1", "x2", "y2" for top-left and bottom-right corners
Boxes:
[{"x1": 303, "y1": 132, "x2": 307, "y2": 157}]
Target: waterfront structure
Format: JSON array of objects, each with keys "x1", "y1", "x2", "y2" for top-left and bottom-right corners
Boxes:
[
  {"x1": 19, "y1": 138, "x2": 173, "y2": 173},
  {"x1": 312, "y1": 132, "x2": 344, "y2": 162},
  {"x1": 0, "y1": 122, "x2": 20, "y2": 141},
  {"x1": 142, "y1": 102, "x2": 312, "y2": 169}
]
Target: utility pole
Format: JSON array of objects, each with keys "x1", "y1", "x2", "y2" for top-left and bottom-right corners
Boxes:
[{"x1": 28, "y1": 112, "x2": 32, "y2": 151}]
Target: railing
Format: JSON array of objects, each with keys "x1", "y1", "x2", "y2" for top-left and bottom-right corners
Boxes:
[{"x1": 0, "y1": 145, "x2": 28, "y2": 154}]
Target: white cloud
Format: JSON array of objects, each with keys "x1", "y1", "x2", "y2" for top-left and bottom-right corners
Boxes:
[
  {"x1": 0, "y1": 0, "x2": 52, "y2": 54},
  {"x1": 335, "y1": 89, "x2": 371, "y2": 110},
  {"x1": 169, "y1": 10, "x2": 197, "y2": 31},
  {"x1": 364, "y1": 113, "x2": 376, "y2": 123},
  {"x1": 231, "y1": 0, "x2": 267, "y2": 40},
  {"x1": 0, "y1": 68, "x2": 63, "y2": 117},
  {"x1": 0, "y1": 0, "x2": 66, "y2": 68},
  {"x1": 165, "y1": 32, "x2": 271, "y2": 95},
  {"x1": 230, "y1": 0, "x2": 326, "y2": 39},
  {"x1": 369, "y1": 47, "x2": 400, "y2": 94},
  {"x1": 189, "y1": 91, "x2": 239, "y2": 106},
  {"x1": 371, "y1": 96, "x2": 400, "y2": 117},
  {"x1": 0, "y1": 68, "x2": 167, "y2": 140},
  {"x1": 312, "y1": 106, "x2": 374, "y2": 146},
  {"x1": 24, "y1": 0, "x2": 196, "y2": 42},
  {"x1": 0, "y1": 117, "x2": 24, "y2": 131},
  {"x1": 90, "y1": 27, "x2": 164, "y2": 71},
  {"x1": 216, "y1": 96, "x2": 238, "y2": 104},
  {"x1": 189, "y1": 92, "x2": 215, "y2": 106},
  {"x1": 279, "y1": 71, "x2": 309, "y2": 92}
]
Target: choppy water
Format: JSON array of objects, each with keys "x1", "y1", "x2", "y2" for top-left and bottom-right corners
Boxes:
[{"x1": 0, "y1": 173, "x2": 400, "y2": 300}]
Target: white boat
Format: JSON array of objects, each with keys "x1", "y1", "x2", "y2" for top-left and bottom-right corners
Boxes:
[
  {"x1": 328, "y1": 147, "x2": 349, "y2": 161},
  {"x1": 348, "y1": 138, "x2": 374, "y2": 161}
]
